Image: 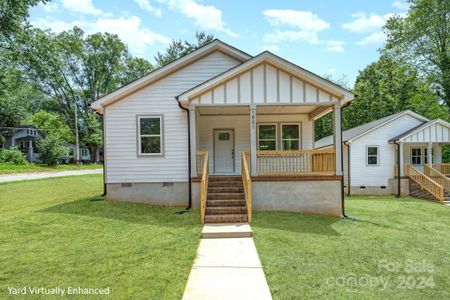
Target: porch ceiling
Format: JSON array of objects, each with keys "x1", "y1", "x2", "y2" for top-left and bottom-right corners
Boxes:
[{"x1": 197, "y1": 105, "x2": 326, "y2": 116}]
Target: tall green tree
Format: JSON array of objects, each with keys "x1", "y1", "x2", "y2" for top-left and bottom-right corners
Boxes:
[
  {"x1": 0, "y1": 0, "x2": 47, "y2": 38},
  {"x1": 384, "y1": 0, "x2": 450, "y2": 106},
  {"x1": 11, "y1": 27, "x2": 154, "y2": 161},
  {"x1": 154, "y1": 32, "x2": 214, "y2": 67}
]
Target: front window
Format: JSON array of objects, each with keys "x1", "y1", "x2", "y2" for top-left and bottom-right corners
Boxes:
[
  {"x1": 258, "y1": 124, "x2": 277, "y2": 150},
  {"x1": 411, "y1": 148, "x2": 422, "y2": 165},
  {"x1": 281, "y1": 124, "x2": 300, "y2": 150},
  {"x1": 138, "y1": 116, "x2": 163, "y2": 155},
  {"x1": 367, "y1": 146, "x2": 379, "y2": 165}
]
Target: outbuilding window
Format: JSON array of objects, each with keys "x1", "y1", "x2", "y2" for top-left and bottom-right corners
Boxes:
[
  {"x1": 137, "y1": 116, "x2": 163, "y2": 155},
  {"x1": 367, "y1": 146, "x2": 379, "y2": 166}
]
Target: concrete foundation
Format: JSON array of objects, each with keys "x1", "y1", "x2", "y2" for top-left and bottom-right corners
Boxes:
[
  {"x1": 252, "y1": 180, "x2": 343, "y2": 217},
  {"x1": 347, "y1": 178, "x2": 409, "y2": 196},
  {"x1": 107, "y1": 182, "x2": 189, "y2": 206}
]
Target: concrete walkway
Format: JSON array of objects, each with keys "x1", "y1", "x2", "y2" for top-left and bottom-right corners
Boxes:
[
  {"x1": 183, "y1": 223, "x2": 272, "y2": 300},
  {"x1": 0, "y1": 169, "x2": 102, "y2": 183}
]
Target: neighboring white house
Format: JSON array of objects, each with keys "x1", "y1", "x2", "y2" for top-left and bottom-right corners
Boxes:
[
  {"x1": 315, "y1": 110, "x2": 450, "y2": 196},
  {"x1": 1, "y1": 126, "x2": 43, "y2": 162},
  {"x1": 63, "y1": 144, "x2": 91, "y2": 163},
  {"x1": 91, "y1": 40, "x2": 355, "y2": 222}
]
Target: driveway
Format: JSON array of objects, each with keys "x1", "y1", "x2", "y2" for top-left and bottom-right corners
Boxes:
[{"x1": 0, "y1": 169, "x2": 102, "y2": 183}]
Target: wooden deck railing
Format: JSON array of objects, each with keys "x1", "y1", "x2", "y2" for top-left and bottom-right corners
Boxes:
[
  {"x1": 252, "y1": 149, "x2": 336, "y2": 175},
  {"x1": 431, "y1": 163, "x2": 450, "y2": 176},
  {"x1": 424, "y1": 164, "x2": 450, "y2": 195},
  {"x1": 196, "y1": 151, "x2": 207, "y2": 177},
  {"x1": 241, "y1": 152, "x2": 252, "y2": 223},
  {"x1": 406, "y1": 164, "x2": 444, "y2": 203},
  {"x1": 197, "y1": 151, "x2": 209, "y2": 224}
]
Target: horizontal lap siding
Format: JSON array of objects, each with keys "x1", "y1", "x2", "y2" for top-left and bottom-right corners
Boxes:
[
  {"x1": 350, "y1": 115, "x2": 424, "y2": 186},
  {"x1": 105, "y1": 51, "x2": 240, "y2": 183}
]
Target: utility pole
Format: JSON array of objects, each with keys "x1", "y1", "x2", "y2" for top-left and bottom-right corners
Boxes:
[{"x1": 74, "y1": 101, "x2": 80, "y2": 165}]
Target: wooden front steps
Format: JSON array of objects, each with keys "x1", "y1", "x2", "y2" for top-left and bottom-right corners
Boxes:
[{"x1": 204, "y1": 176, "x2": 248, "y2": 223}]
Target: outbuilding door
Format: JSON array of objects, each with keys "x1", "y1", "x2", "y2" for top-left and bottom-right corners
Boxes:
[{"x1": 214, "y1": 129, "x2": 235, "y2": 173}]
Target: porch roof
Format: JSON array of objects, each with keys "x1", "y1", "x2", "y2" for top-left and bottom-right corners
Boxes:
[
  {"x1": 177, "y1": 51, "x2": 354, "y2": 107},
  {"x1": 389, "y1": 119, "x2": 450, "y2": 143}
]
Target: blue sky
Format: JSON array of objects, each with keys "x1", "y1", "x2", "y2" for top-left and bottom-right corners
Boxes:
[{"x1": 30, "y1": 0, "x2": 410, "y2": 86}]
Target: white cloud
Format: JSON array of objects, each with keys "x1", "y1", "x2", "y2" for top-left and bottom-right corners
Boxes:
[
  {"x1": 343, "y1": 12, "x2": 401, "y2": 46},
  {"x1": 134, "y1": 0, "x2": 162, "y2": 17},
  {"x1": 62, "y1": 0, "x2": 102, "y2": 15},
  {"x1": 262, "y1": 44, "x2": 280, "y2": 52},
  {"x1": 342, "y1": 12, "x2": 386, "y2": 33},
  {"x1": 262, "y1": 9, "x2": 342, "y2": 52},
  {"x1": 161, "y1": 0, "x2": 237, "y2": 37},
  {"x1": 356, "y1": 31, "x2": 386, "y2": 46},
  {"x1": 325, "y1": 40, "x2": 345, "y2": 53},
  {"x1": 38, "y1": 2, "x2": 59, "y2": 12},
  {"x1": 31, "y1": 16, "x2": 170, "y2": 56},
  {"x1": 392, "y1": 0, "x2": 409, "y2": 10}
]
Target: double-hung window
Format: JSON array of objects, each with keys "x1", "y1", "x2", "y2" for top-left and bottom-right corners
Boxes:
[
  {"x1": 258, "y1": 124, "x2": 277, "y2": 150},
  {"x1": 411, "y1": 148, "x2": 422, "y2": 165},
  {"x1": 367, "y1": 146, "x2": 379, "y2": 166},
  {"x1": 138, "y1": 116, "x2": 163, "y2": 155},
  {"x1": 281, "y1": 124, "x2": 300, "y2": 150}
]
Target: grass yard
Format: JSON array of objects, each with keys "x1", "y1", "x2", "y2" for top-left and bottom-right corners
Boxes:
[
  {"x1": 0, "y1": 163, "x2": 102, "y2": 174},
  {"x1": 253, "y1": 196, "x2": 450, "y2": 299},
  {"x1": 0, "y1": 175, "x2": 200, "y2": 299}
]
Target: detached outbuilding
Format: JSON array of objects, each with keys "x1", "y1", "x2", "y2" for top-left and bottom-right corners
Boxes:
[{"x1": 315, "y1": 110, "x2": 450, "y2": 197}]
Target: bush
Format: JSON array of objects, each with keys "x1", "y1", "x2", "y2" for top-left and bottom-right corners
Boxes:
[
  {"x1": 0, "y1": 148, "x2": 28, "y2": 165},
  {"x1": 37, "y1": 134, "x2": 67, "y2": 167}
]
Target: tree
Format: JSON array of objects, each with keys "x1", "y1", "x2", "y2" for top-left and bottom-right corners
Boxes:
[
  {"x1": 10, "y1": 27, "x2": 154, "y2": 161},
  {"x1": 384, "y1": 0, "x2": 450, "y2": 106},
  {"x1": 37, "y1": 133, "x2": 67, "y2": 166},
  {"x1": 24, "y1": 110, "x2": 73, "y2": 142},
  {"x1": 0, "y1": 0, "x2": 47, "y2": 38},
  {"x1": 154, "y1": 32, "x2": 214, "y2": 67}
]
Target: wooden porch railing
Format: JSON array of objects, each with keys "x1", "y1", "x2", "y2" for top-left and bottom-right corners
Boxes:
[
  {"x1": 241, "y1": 152, "x2": 252, "y2": 223},
  {"x1": 424, "y1": 164, "x2": 450, "y2": 195},
  {"x1": 252, "y1": 149, "x2": 336, "y2": 175},
  {"x1": 405, "y1": 164, "x2": 444, "y2": 203},
  {"x1": 196, "y1": 151, "x2": 209, "y2": 224},
  {"x1": 431, "y1": 163, "x2": 450, "y2": 176},
  {"x1": 196, "y1": 151, "x2": 207, "y2": 177}
]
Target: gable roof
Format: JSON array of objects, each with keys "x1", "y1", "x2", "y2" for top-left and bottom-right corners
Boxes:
[
  {"x1": 177, "y1": 51, "x2": 354, "y2": 106},
  {"x1": 91, "y1": 39, "x2": 252, "y2": 113},
  {"x1": 389, "y1": 119, "x2": 450, "y2": 142},
  {"x1": 314, "y1": 110, "x2": 429, "y2": 148}
]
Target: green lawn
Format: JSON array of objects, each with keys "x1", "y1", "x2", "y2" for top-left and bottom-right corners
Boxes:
[
  {"x1": 0, "y1": 163, "x2": 102, "y2": 174},
  {"x1": 253, "y1": 196, "x2": 450, "y2": 299},
  {"x1": 0, "y1": 175, "x2": 201, "y2": 299}
]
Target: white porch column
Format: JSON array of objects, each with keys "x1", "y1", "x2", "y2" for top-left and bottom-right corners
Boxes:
[
  {"x1": 435, "y1": 144, "x2": 442, "y2": 163},
  {"x1": 27, "y1": 140, "x2": 33, "y2": 162},
  {"x1": 250, "y1": 104, "x2": 257, "y2": 176},
  {"x1": 333, "y1": 103, "x2": 343, "y2": 176},
  {"x1": 399, "y1": 141, "x2": 404, "y2": 176},
  {"x1": 189, "y1": 107, "x2": 197, "y2": 178},
  {"x1": 427, "y1": 142, "x2": 433, "y2": 165}
]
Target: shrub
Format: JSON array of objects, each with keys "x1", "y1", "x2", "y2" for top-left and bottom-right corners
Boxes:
[
  {"x1": 37, "y1": 134, "x2": 67, "y2": 167},
  {"x1": 0, "y1": 148, "x2": 28, "y2": 165}
]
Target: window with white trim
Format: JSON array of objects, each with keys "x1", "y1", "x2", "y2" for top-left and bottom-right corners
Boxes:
[
  {"x1": 411, "y1": 148, "x2": 421, "y2": 165},
  {"x1": 367, "y1": 146, "x2": 379, "y2": 165},
  {"x1": 138, "y1": 116, "x2": 163, "y2": 155},
  {"x1": 258, "y1": 124, "x2": 277, "y2": 150},
  {"x1": 281, "y1": 124, "x2": 300, "y2": 150}
]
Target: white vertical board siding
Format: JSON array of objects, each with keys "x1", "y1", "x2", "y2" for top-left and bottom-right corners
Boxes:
[
  {"x1": 350, "y1": 115, "x2": 424, "y2": 186},
  {"x1": 403, "y1": 122, "x2": 450, "y2": 143},
  {"x1": 105, "y1": 51, "x2": 240, "y2": 183},
  {"x1": 198, "y1": 114, "x2": 314, "y2": 174},
  {"x1": 194, "y1": 63, "x2": 337, "y2": 105}
]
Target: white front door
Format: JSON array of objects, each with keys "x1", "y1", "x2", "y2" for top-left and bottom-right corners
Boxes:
[{"x1": 214, "y1": 129, "x2": 234, "y2": 173}]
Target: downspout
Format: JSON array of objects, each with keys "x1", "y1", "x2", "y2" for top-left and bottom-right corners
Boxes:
[
  {"x1": 344, "y1": 141, "x2": 351, "y2": 196},
  {"x1": 97, "y1": 111, "x2": 107, "y2": 197},
  {"x1": 178, "y1": 100, "x2": 192, "y2": 210},
  {"x1": 394, "y1": 141, "x2": 401, "y2": 198}
]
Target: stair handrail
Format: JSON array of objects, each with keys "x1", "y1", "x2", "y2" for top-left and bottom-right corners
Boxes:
[
  {"x1": 198, "y1": 151, "x2": 209, "y2": 224},
  {"x1": 424, "y1": 164, "x2": 450, "y2": 195},
  {"x1": 406, "y1": 164, "x2": 444, "y2": 203},
  {"x1": 241, "y1": 151, "x2": 252, "y2": 223}
]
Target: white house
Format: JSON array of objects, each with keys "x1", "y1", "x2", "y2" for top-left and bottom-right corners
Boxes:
[
  {"x1": 91, "y1": 40, "x2": 355, "y2": 223},
  {"x1": 315, "y1": 110, "x2": 450, "y2": 198},
  {"x1": 1, "y1": 126, "x2": 43, "y2": 162}
]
